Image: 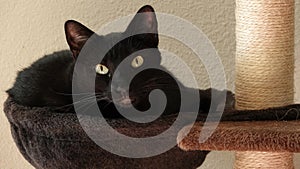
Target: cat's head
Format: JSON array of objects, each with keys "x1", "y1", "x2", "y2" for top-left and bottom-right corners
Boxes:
[{"x1": 65, "y1": 5, "x2": 179, "y2": 112}]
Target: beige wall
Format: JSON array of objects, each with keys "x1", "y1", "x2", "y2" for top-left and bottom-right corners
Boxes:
[{"x1": 0, "y1": 0, "x2": 299, "y2": 168}]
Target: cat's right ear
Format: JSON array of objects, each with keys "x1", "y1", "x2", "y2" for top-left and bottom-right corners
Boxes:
[{"x1": 65, "y1": 20, "x2": 94, "y2": 59}]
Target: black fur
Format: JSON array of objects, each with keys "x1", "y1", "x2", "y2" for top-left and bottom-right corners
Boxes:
[
  {"x1": 6, "y1": 6, "x2": 300, "y2": 169},
  {"x1": 7, "y1": 51, "x2": 73, "y2": 107},
  {"x1": 7, "y1": 5, "x2": 299, "y2": 121}
]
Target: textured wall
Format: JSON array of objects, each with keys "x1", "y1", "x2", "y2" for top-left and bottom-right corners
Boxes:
[{"x1": 0, "y1": 0, "x2": 299, "y2": 168}]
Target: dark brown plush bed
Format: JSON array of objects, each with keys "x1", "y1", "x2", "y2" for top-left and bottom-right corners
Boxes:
[{"x1": 3, "y1": 97, "x2": 207, "y2": 169}]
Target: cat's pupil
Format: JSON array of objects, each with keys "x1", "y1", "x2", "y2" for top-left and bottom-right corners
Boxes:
[
  {"x1": 100, "y1": 66, "x2": 103, "y2": 71},
  {"x1": 135, "y1": 58, "x2": 139, "y2": 64}
]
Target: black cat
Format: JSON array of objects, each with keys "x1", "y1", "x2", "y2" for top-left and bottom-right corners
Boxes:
[
  {"x1": 7, "y1": 5, "x2": 299, "y2": 121},
  {"x1": 5, "y1": 5, "x2": 300, "y2": 169},
  {"x1": 6, "y1": 5, "x2": 210, "y2": 118}
]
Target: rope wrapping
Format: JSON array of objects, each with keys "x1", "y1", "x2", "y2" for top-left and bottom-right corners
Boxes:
[
  {"x1": 235, "y1": 0, "x2": 295, "y2": 168},
  {"x1": 234, "y1": 152, "x2": 294, "y2": 169},
  {"x1": 235, "y1": 0, "x2": 294, "y2": 110}
]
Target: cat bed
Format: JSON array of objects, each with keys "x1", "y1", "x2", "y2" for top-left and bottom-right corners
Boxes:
[
  {"x1": 177, "y1": 105, "x2": 300, "y2": 152},
  {"x1": 3, "y1": 97, "x2": 207, "y2": 169}
]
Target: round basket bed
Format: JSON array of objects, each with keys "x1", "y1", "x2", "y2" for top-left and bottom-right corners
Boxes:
[{"x1": 3, "y1": 97, "x2": 207, "y2": 169}]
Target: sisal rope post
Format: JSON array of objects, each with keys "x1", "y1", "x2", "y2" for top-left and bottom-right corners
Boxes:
[{"x1": 235, "y1": 0, "x2": 295, "y2": 168}]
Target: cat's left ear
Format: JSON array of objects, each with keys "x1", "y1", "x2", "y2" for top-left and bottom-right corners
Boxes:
[
  {"x1": 125, "y1": 5, "x2": 159, "y2": 47},
  {"x1": 65, "y1": 20, "x2": 94, "y2": 59}
]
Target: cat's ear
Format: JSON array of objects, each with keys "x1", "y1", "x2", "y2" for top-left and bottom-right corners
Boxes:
[
  {"x1": 125, "y1": 5, "x2": 159, "y2": 47},
  {"x1": 65, "y1": 20, "x2": 94, "y2": 58}
]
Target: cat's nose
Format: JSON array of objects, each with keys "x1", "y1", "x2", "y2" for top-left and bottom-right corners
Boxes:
[{"x1": 115, "y1": 87, "x2": 128, "y2": 97}]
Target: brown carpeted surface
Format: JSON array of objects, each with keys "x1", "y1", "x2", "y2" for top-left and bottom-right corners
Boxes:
[{"x1": 178, "y1": 120, "x2": 300, "y2": 152}]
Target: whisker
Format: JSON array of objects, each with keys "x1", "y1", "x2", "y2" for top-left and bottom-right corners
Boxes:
[
  {"x1": 56, "y1": 93, "x2": 110, "y2": 109},
  {"x1": 78, "y1": 101, "x2": 98, "y2": 114},
  {"x1": 53, "y1": 90, "x2": 96, "y2": 96},
  {"x1": 102, "y1": 100, "x2": 113, "y2": 109},
  {"x1": 55, "y1": 97, "x2": 95, "y2": 109},
  {"x1": 75, "y1": 100, "x2": 95, "y2": 112}
]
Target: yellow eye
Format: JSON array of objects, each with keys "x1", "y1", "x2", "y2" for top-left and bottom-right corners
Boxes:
[
  {"x1": 95, "y1": 64, "x2": 109, "y2": 75},
  {"x1": 131, "y1": 55, "x2": 144, "y2": 68}
]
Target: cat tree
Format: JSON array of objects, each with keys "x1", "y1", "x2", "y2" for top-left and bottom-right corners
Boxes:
[
  {"x1": 178, "y1": 0, "x2": 299, "y2": 168},
  {"x1": 3, "y1": 1, "x2": 300, "y2": 169}
]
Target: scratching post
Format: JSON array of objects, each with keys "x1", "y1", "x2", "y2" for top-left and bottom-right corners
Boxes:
[
  {"x1": 177, "y1": 0, "x2": 299, "y2": 167},
  {"x1": 235, "y1": 0, "x2": 295, "y2": 168}
]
